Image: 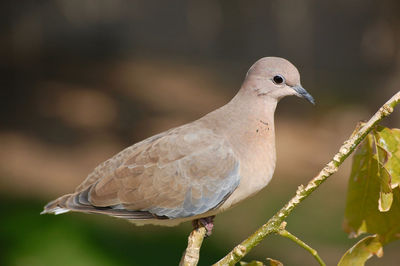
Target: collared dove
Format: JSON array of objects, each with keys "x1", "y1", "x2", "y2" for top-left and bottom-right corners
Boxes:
[{"x1": 42, "y1": 57, "x2": 314, "y2": 234}]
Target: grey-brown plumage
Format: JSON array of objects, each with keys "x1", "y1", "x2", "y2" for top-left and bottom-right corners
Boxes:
[{"x1": 42, "y1": 57, "x2": 314, "y2": 227}]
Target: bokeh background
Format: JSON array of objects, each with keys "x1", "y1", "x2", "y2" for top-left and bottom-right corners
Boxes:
[{"x1": 1, "y1": 1, "x2": 400, "y2": 265}]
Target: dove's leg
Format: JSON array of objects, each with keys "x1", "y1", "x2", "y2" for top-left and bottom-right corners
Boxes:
[{"x1": 192, "y1": 216, "x2": 215, "y2": 236}]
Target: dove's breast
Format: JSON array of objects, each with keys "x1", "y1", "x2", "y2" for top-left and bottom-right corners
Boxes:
[{"x1": 217, "y1": 117, "x2": 277, "y2": 212}]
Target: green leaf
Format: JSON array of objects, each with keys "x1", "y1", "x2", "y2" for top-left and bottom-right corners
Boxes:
[
  {"x1": 374, "y1": 127, "x2": 400, "y2": 189},
  {"x1": 376, "y1": 163, "x2": 392, "y2": 212},
  {"x1": 338, "y1": 235, "x2": 383, "y2": 266},
  {"x1": 345, "y1": 186, "x2": 400, "y2": 243},
  {"x1": 344, "y1": 127, "x2": 400, "y2": 244},
  {"x1": 378, "y1": 190, "x2": 393, "y2": 212},
  {"x1": 372, "y1": 133, "x2": 393, "y2": 212}
]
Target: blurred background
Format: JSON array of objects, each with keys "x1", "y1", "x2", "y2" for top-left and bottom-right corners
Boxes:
[{"x1": 1, "y1": 1, "x2": 400, "y2": 265}]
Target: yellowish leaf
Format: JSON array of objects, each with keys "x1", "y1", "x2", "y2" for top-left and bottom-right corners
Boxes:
[
  {"x1": 266, "y1": 258, "x2": 283, "y2": 266},
  {"x1": 338, "y1": 235, "x2": 383, "y2": 266},
  {"x1": 344, "y1": 128, "x2": 400, "y2": 243}
]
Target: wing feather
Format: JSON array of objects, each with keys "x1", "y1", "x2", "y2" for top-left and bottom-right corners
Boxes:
[{"x1": 43, "y1": 122, "x2": 240, "y2": 220}]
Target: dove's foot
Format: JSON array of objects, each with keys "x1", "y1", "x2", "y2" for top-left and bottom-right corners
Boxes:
[{"x1": 192, "y1": 216, "x2": 215, "y2": 237}]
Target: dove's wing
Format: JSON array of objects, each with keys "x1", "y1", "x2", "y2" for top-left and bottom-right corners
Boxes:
[{"x1": 44, "y1": 122, "x2": 240, "y2": 220}]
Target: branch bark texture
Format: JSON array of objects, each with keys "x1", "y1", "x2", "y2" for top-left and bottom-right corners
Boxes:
[{"x1": 179, "y1": 225, "x2": 207, "y2": 266}]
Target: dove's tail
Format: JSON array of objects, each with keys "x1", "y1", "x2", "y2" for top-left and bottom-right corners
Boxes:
[
  {"x1": 41, "y1": 195, "x2": 71, "y2": 215},
  {"x1": 41, "y1": 191, "x2": 156, "y2": 220}
]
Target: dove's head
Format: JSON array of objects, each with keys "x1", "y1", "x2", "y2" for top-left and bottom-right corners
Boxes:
[{"x1": 244, "y1": 57, "x2": 314, "y2": 104}]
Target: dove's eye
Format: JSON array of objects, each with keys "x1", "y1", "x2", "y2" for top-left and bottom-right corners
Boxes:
[{"x1": 272, "y1": 75, "x2": 285, "y2": 85}]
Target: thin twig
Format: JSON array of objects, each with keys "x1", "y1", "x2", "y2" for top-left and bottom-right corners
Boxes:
[
  {"x1": 278, "y1": 228, "x2": 326, "y2": 266},
  {"x1": 213, "y1": 91, "x2": 400, "y2": 266},
  {"x1": 179, "y1": 224, "x2": 207, "y2": 266}
]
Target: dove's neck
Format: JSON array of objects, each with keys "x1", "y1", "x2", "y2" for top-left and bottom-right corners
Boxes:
[
  {"x1": 225, "y1": 87, "x2": 278, "y2": 141},
  {"x1": 201, "y1": 84, "x2": 278, "y2": 142},
  {"x1": 225, "y1": 87, "x2": 277, "y2": 162}
]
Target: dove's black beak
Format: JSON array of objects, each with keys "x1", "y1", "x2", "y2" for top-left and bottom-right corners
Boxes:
[{"x1": 292, "y1": 85, "x2": 315, "y2": 105}]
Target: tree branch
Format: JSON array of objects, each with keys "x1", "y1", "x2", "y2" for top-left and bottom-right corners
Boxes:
[
  {"x1": 278, "y1": 226, "x2": 325, "y2": 266},
  {"x1": 179, "y1": 223, "x2": 207, "y2": 266},
  {"x1": 213, "y1": 91, "x2": 400, "y2": 266}
]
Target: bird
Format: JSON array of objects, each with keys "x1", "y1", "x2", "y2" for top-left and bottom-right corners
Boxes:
[{"x1": 41, "y1": 57, "x2": 314, "y2": 235}]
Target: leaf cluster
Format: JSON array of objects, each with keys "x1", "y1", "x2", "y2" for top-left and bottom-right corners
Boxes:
[{"x1": 340, "y1": 127, "x2": 400, "y2": 265}]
